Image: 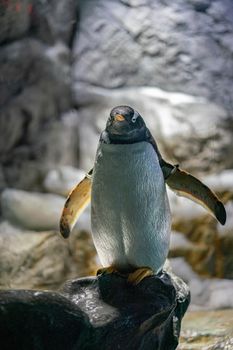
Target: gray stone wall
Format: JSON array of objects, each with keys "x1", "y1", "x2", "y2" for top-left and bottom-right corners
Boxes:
[
  {"x1": 74, "y1": 0, "x2": 233, "y2": 111},
  {"x1": 0, "y1": 0, "x2": 78, "y2": 190},
  {"x1": 1, "y1": 0, "x2": 233, "y2": 190}
]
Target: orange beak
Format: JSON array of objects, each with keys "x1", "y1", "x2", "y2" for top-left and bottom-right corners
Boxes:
[{"x1": 114, "y1": 114, "x2": 125, "y2": 122}]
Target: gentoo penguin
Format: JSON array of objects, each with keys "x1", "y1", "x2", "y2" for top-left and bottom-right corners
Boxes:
[{"x1": 60, "y1": 106, "x2": 226, "y2": 284}]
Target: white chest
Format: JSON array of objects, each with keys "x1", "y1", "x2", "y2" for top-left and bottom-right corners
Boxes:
[{"x1": 91, "y1": 142, "x2": 171, "y2": 272}]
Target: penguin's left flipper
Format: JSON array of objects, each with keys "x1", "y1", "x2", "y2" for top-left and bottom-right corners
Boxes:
[
  {"x1": 60, "y1": 169, "x2": 92, "y2": 238},
  {"x1": 164, "y1": 165, "x2": 226, "y2": 225}
]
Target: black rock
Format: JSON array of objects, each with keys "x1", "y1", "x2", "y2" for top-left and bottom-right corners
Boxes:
[
  {"x1": 0, "y1": 272, "x2": 190, "y2": 350},
  {"x1": 0, "y1": 290, "x2": 91, "y2": 350}
]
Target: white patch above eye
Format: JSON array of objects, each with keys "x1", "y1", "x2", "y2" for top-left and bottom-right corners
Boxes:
[{"x1": 131, "y1": 114, "x2": 138, "y2": 123}]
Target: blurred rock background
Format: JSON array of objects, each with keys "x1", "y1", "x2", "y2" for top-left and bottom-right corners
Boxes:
[{"x1": 0, "y1": 0, "x2": 233, "y2": 348}]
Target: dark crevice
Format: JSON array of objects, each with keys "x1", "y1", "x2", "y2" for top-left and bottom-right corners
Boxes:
[
  {"x1": 13, "y1": 109, "x2": 32, "y2": 148},
  {"x1": 68, "y1": 2, "x2": 80, "y2": 49},
  {"x1": 193, "y1": 2, "x2": 210, "y2": 13}
]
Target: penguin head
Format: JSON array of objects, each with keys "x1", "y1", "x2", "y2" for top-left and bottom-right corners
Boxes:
[{"x1": 105, "y1": 105, "x2": 146, "y2": 143}]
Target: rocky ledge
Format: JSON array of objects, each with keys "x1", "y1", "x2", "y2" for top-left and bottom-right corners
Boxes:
[
  {"x1": 179, "y1": 309, "x2": 233, "y2": 350},
  {"x1": 0, "y1": 271, "x2": 189, "y2": 350}
]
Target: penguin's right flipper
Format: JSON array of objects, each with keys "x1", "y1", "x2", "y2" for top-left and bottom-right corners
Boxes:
[
  {"x1": 60, "y1": 169, "x2": 93, "y2": 238},
  {"x1": 163, "y1": 164, "x2": 226, "y2": 225}
]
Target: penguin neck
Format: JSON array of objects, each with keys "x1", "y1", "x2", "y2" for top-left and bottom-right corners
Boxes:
[
  {"x1": 100, "y1": 128, "x2": 147, "y2": 145},
  {"x1": 98, "y1": 140, "x2": 154, "y2": 153}
]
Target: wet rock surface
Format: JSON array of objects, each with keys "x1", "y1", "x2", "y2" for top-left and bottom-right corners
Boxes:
[
  {"x1": 0, "y1": 272, "x2": 190, "y2": 350},
  {"x1": 0, "y1": 290, "x2": 91, "y2": 350}
]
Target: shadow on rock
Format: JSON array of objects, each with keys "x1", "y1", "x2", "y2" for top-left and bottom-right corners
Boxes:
[{"x1": 0, "y1": 290, "x2": 91, "y2": 350}]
